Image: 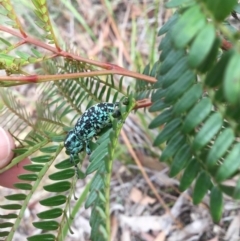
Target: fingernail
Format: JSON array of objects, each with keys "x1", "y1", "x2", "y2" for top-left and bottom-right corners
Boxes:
[{"x1": 0, "y1": 127, "x2": 15, "y2": 168}]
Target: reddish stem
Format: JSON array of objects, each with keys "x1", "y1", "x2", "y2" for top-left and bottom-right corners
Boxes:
[{"x1": 0, "y1": 25, "x2": 156, "y2": 84}]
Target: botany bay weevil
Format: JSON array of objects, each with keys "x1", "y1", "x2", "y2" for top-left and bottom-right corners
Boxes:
[{"x1": 64, "y1": 102, "x2": 121, "y2": 164}]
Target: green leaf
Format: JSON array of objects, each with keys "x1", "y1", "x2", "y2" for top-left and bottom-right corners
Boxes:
[
  {"x1": 182, "y1": 98, "x2": 212, "y2": 133},
  {"x1": 162, "y1": 56, "x2": 189, "y2": 88},
  {"x1": 210, "y1": 186, "x2": 223, "y2": 223},
  {"x1": 158, "y1": 13, "x2": 179, "y2": 35},
  {"x1": 159, "y1": 31, "x2": 172, "y2": 51},
  {"x1": 151, "y1": 89, "x2": 167, "y2": 102},
  {"x1": 171, "y1": 4, "x2": 206, "y2": 49},
  {"x1": 27, "y1": 234, "x2": 56, "y2": 241},
  {"x1": 165, "y1": 0, "x2": 194, "y2": 8},
  {"x1": 206, "y1": 128, "x2": 235, "y2": 168},
  {"x1": 0, "y1": 222, "x2": 13, "y2": 228},
  {"x1": 169, "y1": 144, "x2": 192, "y2": 177},
  {"x1": 205, "y1": 49, "x2": 233, "y2": 87},
  {"x1": 13, "y1": 183, "x2": 32, "y2": 190},
  {"x1": 160, "y1": 49, "x2": 185, "y2": 75},
  {"x1": 173, "y1": 83, "x2": 203, "y2": 115},
  {"x1": 43, "y1": 181, "x2": 71, "y2": 192},
  {"x1": 48, "y1": 169, "x2": 75, "y2": 180},
  {"x1": 18, "y1": 174, "x2": 38, "y2": 181},
  {"x1": 55, "y1": 158, "x2": 74, "y2": 169},
  {"x1": 179, "y1": 159, "x2": 200, "y2": 191},
  {"x1": 188, "y1": 24, "x2": 216, "y2": 67},
  {"x1": 23, "y1": 164, "x2": 43, "y2": 172},
  {"x1": 39, "y1": 195, "x2": 67, "y2": 206},
  {"x1": 0, "y1": 204, "x2": 21, "y2": 210},
  {"x1": 149, "y1": 99, "x2": 169, "y2": 112},
  {"x1": 149, "y1": 108, "x2": 173, "y2": 129},
  {"x1": 33, "y1": 221, "x2": 59, "y2": 230},
  {"x1": 39, "y1": 145, "x2": 58, "y2": 153},
  {"x1": 165, "y1": 70, "x2": 195, "y2": 103},
  {"x1": 5, "y1": 194, "x2": 26, "y2": 201},
  {"x1": 224, "y1": 51, "x2": 240, "y2": 104},
  {"x1": 215, "y1": 143, "x2": 240, "y2": 182},
  {"x1": 193, "y1": 171, "x2": 211, "y2": 204},
  {"x1": 0, "y1": 232, "x2": 9, "y2": 237},
  {"x1": 204, "y1": 0, "x2": 237, "y2": 21},
  {"x1": 37, "y1": 208, "x2": 63, "y2": 219},
  {"x1": 0, "y1": 214, "x2": 17, "y2": 219},
  {"x1": 153, "y1": 118, "x2": 182, "y2": 146},
  {"x1": 219, "y1": 184, "x2": 234, "y2": 197},
  {"x1": 31, "y1": 155, "x2": 51, "y2": 163},
  {"x1": 161, "y1": 132, "x2": 185, "y2": 161},
  {"x1": 197, "y1": 37, "x2": 221, "y2": 73},
  {"x1": 192, "y1": 112, "x2": 223, "y2": 151}
]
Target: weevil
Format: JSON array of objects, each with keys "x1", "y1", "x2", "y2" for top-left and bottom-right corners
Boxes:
[{"x1": 64, "y1": 102, "x2": 121, "y2": 164}]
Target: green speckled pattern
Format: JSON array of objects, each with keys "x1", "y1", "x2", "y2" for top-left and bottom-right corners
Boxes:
[{"x1": 64, "y1": 102, "x2": 120, "y2": 158}]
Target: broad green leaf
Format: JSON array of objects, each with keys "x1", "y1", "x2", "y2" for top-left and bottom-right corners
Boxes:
[
  {"x1": 182, "y1": 98, "x2": 212, "y2": 133},
  {"x1": 37, "y1": 208, "x2": 63, "y2": 219},
  {"x1": 149, "y1": 99, "x2": 169, "y2": 112},
  {"x1": 40, "y1": 145, "x2": 58, "y2": 153},
  {"x1": 151, "y1": 89, "x2": 167, "y2": 102},
  {"x1": 162, "y1": 57, "x2": 189, "y2": 88},
  {"x1": 0, "y1": 222, "x2": 13, "y2": 228},
  {"x1": 192, "y1": 113, "x2": 223, "y2": 151},
  {"x1": 153, "y1": 118, "x2": 182, "y2": 146},
  {"x1": 27, "y1": 234, "x2": 56, "y2": 241},
  {"x1": 158, "y1": 13, "x2": 179, "y2": 35},
  {"x1": 0, "y1": 214, "x2": 17, "y2": 219},
  {"x1": 203, "y1": 0, "x2": 237, "y2": 21},
  {"x1": 193, "y1": 171, "x2": 212, "y2": 204},
  {"x1": 215, "y1": 143, "x2": 240, "y2": 182},
  {"x1": 0, "y1": 204, "x2": 21, "y2": 210},
  {"x1": 86, "y1": 158, "x2": 105, "y2": 175},
  {"x1": 224, "y1": 52, "x2": 240, "y2": 104},
  {"x1": 219, "y1": 184, "x2": 234, "y2": 197},
  {"x1": 206, "y1": 128, "x2": 235, "y2": 168},
  {"x1": 48, "y1": 169, "x2": 75, "y2": 180},
  {"x1": 169, "y1": 144, "x2": 192, "y2": 177},
  {"x1": 0, "y1": 232, "x2": 9, "y2": 237},
  {"x1": 43, "y1": 181, "x2": 71, "y2": 192},
  {"x1": 161, "y1": 132, "x2": 185, "y2": 161},
  {"x1": 149, "y1": 108, "x2": 173, "y2": 129},
  {"x1": 13, "y1": 183, "x2": 32, "y2": 190},
  {"x1": 165, "y1": 70, "x2": 195, "y2": 103},
  {"x1": 171, "y1": 4, "x2": 206, "y2": 48},
  {"x1": 33, "y1": 221, "x2": 59, "y2": 230},
  {"x1": 159, "y1": 31, "x2": 172, "y2": 51},
  {"x1": 5, "y1": 194, "x2": 26, "y2": 201},
  {"x1": 23, "y1": 164, "x2": 43, "y2": 172},
  {"x1": 188, "y1": 24, "x2": 216, "y2": 67},
  {"x1": 179, "y1": 159, "x2": 200, "y2": 191},
  {"x1": 55, "y1": 158, "x2": 74, "y2": 169},
  {"x1": 197, "y1": 37, "x2": 221, "y2": 73},
  {"x1": 40, "y1": 195, "x2": 66, "y2": 206},
  {"x1": 160, "y1": 49, "x2": 185, "y2": 75},
  {"x1": 173, "y1": 83, "x2": 203, "y2": 115},
  {"x1": 31, "y1": 155, "x2": 51, "y2": 163},
  {"x1": 210, "y1": 186, "x2": 223, "y2": 223},
  {"x1": 18, "y1": 174, "x2": 38, "y2": 181},
  {"x1": 205, "y1": 50, "x2": 233, "y2": 87}
]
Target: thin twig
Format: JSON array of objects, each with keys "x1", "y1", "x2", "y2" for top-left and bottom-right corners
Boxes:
[{"x1": 121, "y1": 129, "x2": 173, "y2": 216}]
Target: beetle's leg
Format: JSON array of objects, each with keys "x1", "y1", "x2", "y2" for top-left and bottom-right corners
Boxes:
[{"x1": 85, "y1": 141, "x2": 92, "y2": 155}]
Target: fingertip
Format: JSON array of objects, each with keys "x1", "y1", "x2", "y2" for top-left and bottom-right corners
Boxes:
[{"x1": 0, "y1": 127, "x2": 15, "y2": 169}]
